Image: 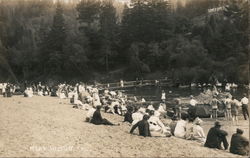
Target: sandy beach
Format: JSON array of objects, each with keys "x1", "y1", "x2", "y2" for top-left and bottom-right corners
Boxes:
[{"x1": 0, "y1": 95, "x2": 249, "y2": 157}]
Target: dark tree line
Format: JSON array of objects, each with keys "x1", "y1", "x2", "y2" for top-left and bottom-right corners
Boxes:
[{"x1": 0, "y1": 0, "x2": 248, "y2": 84}]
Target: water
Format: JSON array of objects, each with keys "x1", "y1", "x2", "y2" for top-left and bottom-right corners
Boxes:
[{"x1": 124, "y1": 86, "x2": 248, "y2": 102}]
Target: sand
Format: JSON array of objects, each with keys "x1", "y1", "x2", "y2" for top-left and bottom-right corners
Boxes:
[{"x1": 0, "y1": 95, "x2": 249, "y2": 157}]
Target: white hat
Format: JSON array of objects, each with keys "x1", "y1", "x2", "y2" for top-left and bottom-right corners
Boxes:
[
  {"x1": 194, "y1": 117, "x2": 203, "y2": 125},
  {"x1": 138, "y1": 107, "x2": 146, "y2": 114}
]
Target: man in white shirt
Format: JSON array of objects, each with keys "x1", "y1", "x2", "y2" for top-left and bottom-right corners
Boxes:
[
  {"x1": 161, "y1": 90, "x2": 166, "y2": 103},
  {"x1": 132, "y1": 108, "x2": 144, "y2": 126},
  {"x1": 190, "y1": 95, "x2": 198, "y2": 106},
  {"x1": 240, "y1": 94, "x2": 249, "y2": 120}
]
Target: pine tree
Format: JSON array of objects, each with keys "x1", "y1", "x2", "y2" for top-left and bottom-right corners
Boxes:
[{"x1": 45, "y1": 2, "x2": 67, "y2": 76}]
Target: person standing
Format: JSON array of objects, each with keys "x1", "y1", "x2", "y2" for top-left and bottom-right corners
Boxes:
[
  {"x1": 174, "y1": 99, "x2": 182, "y2": 119},
  {"x1": 204, "y1": 121, "x2": 229, "y2": 150},
  {"x1": 229, "y1": 128, "x2": 249, "y2": 156},
  {"x1": 231, "y1": 97, "x2": 239, "y2": 125},
  {"x1": 224, "y1": 95, "x2": 232, "y2": 121},
  {"x1": 210, "y1": 95, "x2": 220, "y2": 119},
  {"x1": 240, "y1": 94, "x2": 249, "y2": 120},
  {"x1": 188, "y1": 95, "x2": 198, "y2": 121},
  {"x1": 161, "y1": 90, "x2": 166, "y2": 103}
]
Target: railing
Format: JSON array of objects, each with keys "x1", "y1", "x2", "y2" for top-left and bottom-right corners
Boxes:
[{"x1": 96, "y1": 78, "x2": 172, "y2": 90}]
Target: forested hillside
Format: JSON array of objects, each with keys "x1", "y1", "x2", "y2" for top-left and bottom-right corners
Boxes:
[{"x1": 0, "y1": 0, "x2": 248, "y2": 84}]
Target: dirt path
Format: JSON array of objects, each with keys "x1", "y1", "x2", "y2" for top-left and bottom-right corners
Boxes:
[{"x1": 0, "y1": 96, "x2": 248, "y2": 157}]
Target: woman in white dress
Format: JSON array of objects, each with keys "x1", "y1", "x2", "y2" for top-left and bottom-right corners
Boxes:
[{"x1": 148, "y1": 110, "x2": 171, "y2": 137}]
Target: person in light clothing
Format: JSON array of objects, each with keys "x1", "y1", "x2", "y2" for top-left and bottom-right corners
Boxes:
[
  {"x1": 147, "y1": 102, "x2": 155, "y2": 111},
  {"x1": 161, "y1": 90, "x2": 166, "y2": 103},
  {"x1": 132, "y1": 107, "x2": 144, "y2": 126},
  {"x1": 224, "y1": 95, "x2": 232, "y2": 121},
  {"x1": 231, "y1": 97, "x2": 240, "y2": 125},
  {"x1": 85, "y1": 107, "x2": 96, "y2": 122},
  {"x1": 240, "y1": 94, "x2": 249, "y2": 120},
  {"x1": 210, "y1": 95, "x2": 220, "y2": 119},
  {"x1": 148, "y1": 110, "x2": 171, "y2": 137},
  {"x1": 190, "y1": 95, "x2": 198, "y2": 106},
  {"x1": 174, "y1": 113, "x2": 188, "y2": 139},
  {"x1": 192, "y1": 117, "x2": 206, "y2": 144}
]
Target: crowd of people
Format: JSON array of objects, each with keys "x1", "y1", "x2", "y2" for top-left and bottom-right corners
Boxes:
[{"x1": 0, "y1": 81, "x2": 249, "y2": 156}]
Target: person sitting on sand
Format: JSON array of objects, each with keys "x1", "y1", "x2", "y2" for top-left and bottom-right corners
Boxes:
[
  {"x1": 229, "y1": 128, "x2": 249, "y2": 156},
  {"x1": 24, "y1": 87, "x2": 33, "y2": 98},
  {"x1": 192, "y1": 117, "x2": 206, "y2": 144},
  {"x1": 147, "y1": 102, "x2": 155, "y2": 111},
  {"x1": 204, "y1": 121, "x2": 228, "y2": 150},
  {"x1": 90, "y1": 105, "x2": 119, "y2": 126},
  {"x1": 185, "y1": 118, "x2": 194, "y2": 140},
  {"x1": 148, "y1": 110, "x2": 171, "y2": 137},
  {"x1": 132, "y1": 107, "x2": 144, "y2": 126},
  {"x1": 174, "y1": 113, "x2": 188, "y2": 139},
  {"x1": 124, "y1": 105, "x2": 133, "y2": 123},
  {"x1": 130, "y1": 114, "x2": 151, "y2": 137},
  {"x1": 169, "y1": 116, "x2": 178, "y2": 136},
  {"x1": 85, "y1": 106, "x2": 96, "y2": 122}
]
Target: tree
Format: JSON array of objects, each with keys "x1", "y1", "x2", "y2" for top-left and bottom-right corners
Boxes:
[
  {"x1": 99, "y1": 0, "x2": 118, "y2": 72},
  {"x1": 44, "y1": 2, "x2": 67, "y2": 76}
]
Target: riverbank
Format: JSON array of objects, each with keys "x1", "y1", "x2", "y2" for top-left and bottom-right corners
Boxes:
[{"x1": 0, "y1": 96, "x2": 248, "y2": 157}]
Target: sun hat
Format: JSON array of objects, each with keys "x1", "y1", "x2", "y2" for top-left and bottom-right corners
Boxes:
[
  {"x1": 214, "y1": 121, "x2": 222, "y2": 127},
  {"x1": 236, "y1": 128, "x2": 243, "y2": 134},
  {"x1": 194, "y1": 117, "x2": 203, "y2": 125}
]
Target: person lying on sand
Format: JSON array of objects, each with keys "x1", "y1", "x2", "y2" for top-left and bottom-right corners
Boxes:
[
  {"x1": 130, "y1": 114, "x2": 151, "y2": 137},
  {"x1": 90, "y1": 105, "x2": 119, "y2": 126}
]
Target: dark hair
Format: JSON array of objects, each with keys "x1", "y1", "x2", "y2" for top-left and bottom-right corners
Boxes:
[
  {"x1": 143, "y1": 114, "x2": 150, "y2": 120},
  {"x1": 181, "y1": 113, "x2": 188, "y2": 120},
  {"x1": 149, "y1": 110, "x2": 155, "y2": 116},
  {"x1": 236, "y1": 128, "x2": 243, "y2": 134},
  {"x1": 145, "y1": 109, "x2": 151, "y2": 114},
  {"x1": 96, "y1": 105, "x2": 102, "y2": 110},
  {"x1": 153, "y1": 103, "x2": 160, "y2": 110},
  {"x1": 171, "y1": 116, "x2": 178, "y2": 121}
]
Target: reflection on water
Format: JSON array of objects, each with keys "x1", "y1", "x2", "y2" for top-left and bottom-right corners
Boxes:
[{"x1": 124, "y1": 86, "x2": 248, "y2": 102}]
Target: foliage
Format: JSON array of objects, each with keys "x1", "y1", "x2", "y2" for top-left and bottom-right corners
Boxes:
[{"x1": 0, "y1": 0, "x2": 248, "y2": 84}]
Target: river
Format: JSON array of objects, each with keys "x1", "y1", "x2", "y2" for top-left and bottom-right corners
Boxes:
[{"x1": 123, "y1": 86, "x2": 249, "y2": 102}]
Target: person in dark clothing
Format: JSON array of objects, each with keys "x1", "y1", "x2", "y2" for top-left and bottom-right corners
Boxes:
[
  {"x1": 130, "y1": 115, "x2": 151, "y2": 137},
  {"x1": 124, "y1": 106, "x2": 133, "y2": 123},
  {"x1": 187, "y1": 105, "x2": 196, "y2": 121},
  {"x1": 204, "y1": 121, "x2": 229, "y2": 150},
  {"x1": 90, "y1": 106, "x2": 118, "y2": 126},
  {"x1": 230, "y1": 128, "x2": 249, "y2": 156},
  {"x1": 240, "y1": 94, "x2": 249, "y2": 120}
]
